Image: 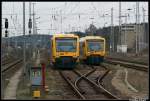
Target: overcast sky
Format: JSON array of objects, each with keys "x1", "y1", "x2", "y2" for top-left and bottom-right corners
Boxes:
[{"x1": 2, "y1": 2, "x2": 148, "y2": 37}]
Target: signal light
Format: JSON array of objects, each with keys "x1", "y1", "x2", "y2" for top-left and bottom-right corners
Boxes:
[
  {"x1": 5, "y1": 33, "x2": 8, "y2": 37},
  {"x1": 28, "y1": 19, "x2": 32, "y2": 28},
  {"x1": 29, "y1": 30, "x2": 31, "y2": 34},
  {"x1": 5, "y1": 30, "x2": 8, "y2": 33},
  {"x1": 5, "y1": 30, "x2": 8, "y2": 37},
  {"x1": 5, "y1": 18, "x2": 8, "y2": 29}
]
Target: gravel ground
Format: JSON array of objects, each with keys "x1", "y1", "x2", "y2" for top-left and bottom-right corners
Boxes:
[
  {"x1": 103, "y1": 69, "x2": 130, "y2": 99},
  {"x1": 16, "y1": 74, "x2": 32, "y2": 100},
  {"x1": 44, "y1": 67, "x2": 78, "y2": 100},
  {"x1": 104, "y1": 63, "x2": 149, "y2": 100},
  {"x1": 127, "y1": 68, "x2": 148, "y2": 98}
]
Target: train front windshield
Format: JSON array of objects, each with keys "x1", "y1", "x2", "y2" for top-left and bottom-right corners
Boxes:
[
  {"x1": 87, "y1": 40, "x2": 104, "y2": 52},
  {"x1": 56, "y1": 38, "x2": 77, "y2": 52}
]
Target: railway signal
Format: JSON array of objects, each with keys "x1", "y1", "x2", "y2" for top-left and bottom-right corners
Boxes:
[
  {"x1": 5, "y1": 18, "x2": 8, "y2": 29},
  {"x1": 5, "y1": 18, "x2": 9, "y2": 37},
  {"x1": 28, "y1": 19, "x2": 32, "y2": 29},
  {"x1": 28, "y1": 18, "x2": 32, "y2": 35},
  {"x1": 5, "y1": 30, "x2": 8, "y2": 37},
  {"x1": 29, "y1": 30, "x2": 31, "y2": 34}
]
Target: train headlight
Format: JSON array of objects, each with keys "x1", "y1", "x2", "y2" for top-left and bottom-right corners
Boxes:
[
  {"x1": 56, "y1": 56, "x2": 59, "y2": 58},
  {"x1": 56, "y1": 53, "x2": 59, "y2": 58},
  {"x1": 87, "y1": 52, "x2": 90, "y2": 54}
]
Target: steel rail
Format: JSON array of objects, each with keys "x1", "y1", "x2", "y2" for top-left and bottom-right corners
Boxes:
[
  {"x1": 97, "y1": 69, "x2": 110, "y2": 86},
  {"x1": 2, "y1": 59, "x2": 23, "y2": 73},
  {"x1": 74, "y1": 67, "x2": 97, "y2": 93},
  {"x1": 74, "y1": 70, "x2": 119, "y2": 99},
  {"x1": 105, "y1": 59, "x2": 148, "y2": 72},
  {"x1": 2, "y1": 58, "x2": 17, "y2": 66},
  {"x1": 59, "y1": 71, "x2": 86, "y2": 100},
  {"x1": 106, "y1": 57, "x2": 148, "y2": 65}
]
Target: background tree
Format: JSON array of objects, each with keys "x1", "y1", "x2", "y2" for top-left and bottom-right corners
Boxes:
[{"x1": 85, "y1": 24, "x2": 97, "y2": 35}]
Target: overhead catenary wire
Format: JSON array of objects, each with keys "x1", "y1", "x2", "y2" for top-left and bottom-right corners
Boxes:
[
  {"x1": 91, "y1": 2, "x2": 101, "y2": 19},
  {"x1": 2, "y1": 2, "x2": 148, "y2": 36}
]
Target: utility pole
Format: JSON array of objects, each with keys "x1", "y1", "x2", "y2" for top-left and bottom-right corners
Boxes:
[
  {"x1": 138, "y1": 3, "x2": 141, "y2": 52},
  {"x1": 142, "y1": 7, "x2": 145, "y2": 50},
  {"x1": 78, "y1": 2, "x2": 81, "y2": 32},
  {"x1": 15, "y1": 15, "x2": 17, "y2": 48},
  {"x1": 111, "y1": 8, "x2": 114, "y2": 52},
  {"x1": 32, "y1": 3, "x2": 36, "y2": 59},
  {"x1": 55, "y1": 10, "x2": 59, "y2": 33},
  {"x1": 53, "y1": 8, "x2": 56, "y2": 34},
  {"x1": 136, "y1": 2, "x2": 139, "y2": 54},
  {"x1": 60, "y1": 10, "x2": 62, "y2": 33},
  {"x1": 53, "y1": 8, "x2": 54, "y2": 34},
  {"x1": 13, "y1": 2, "x2": 17, "y2": 48},
  {"x1": 29, "y1": 2, "x2": 32, "y2": 35},
  {"x1": 79, "y1": 14, "x2": 80, "y2": 32},
  {"x1": 23, "y1": 2, "x2": 26, "y2": 74},
  {"x1": 28, "y1": 2, "x2": 32, "y2": 60},
  {"x1": 33, "y1": 3, "x2": 35, "y2": 35},
  {"x1": 50, "y1": 8, "x2": 52, "y2": 34},
  {"x1": 119, "y1": 2, "x2": 121, "y2": 46},
  {"x1": 124, "y1": 13, "x2": 127, "y2": 46}
]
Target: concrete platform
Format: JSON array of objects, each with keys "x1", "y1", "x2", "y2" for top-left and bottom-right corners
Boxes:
[{"x1": 4, "y1": 68, "x2": 23, "y2": 99}]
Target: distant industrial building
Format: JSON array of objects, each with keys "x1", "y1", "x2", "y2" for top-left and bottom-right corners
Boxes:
[{"x1": 120, "y1": 23, "x2": 149, "y2": 52}]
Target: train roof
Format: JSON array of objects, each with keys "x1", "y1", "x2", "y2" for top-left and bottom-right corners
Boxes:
[
  {"x1": 79, "y1": 36, "x2": 105, "y2": 42},
  {"x1": 52, "y1": 34, "x2": 78, "y2": 39}
]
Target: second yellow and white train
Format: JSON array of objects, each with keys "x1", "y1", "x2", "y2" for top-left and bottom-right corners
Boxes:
[{"x1": 79, "y1": 36, "x2": 106, "y2": 65}]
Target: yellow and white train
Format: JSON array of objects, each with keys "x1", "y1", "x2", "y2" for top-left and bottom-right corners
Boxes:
[
  {"x1": 50, "y1": 34, "x2": 79, "y2": 68},
  {"x1": 79, "y1": 36, "x2": 106, "y2": 65}
]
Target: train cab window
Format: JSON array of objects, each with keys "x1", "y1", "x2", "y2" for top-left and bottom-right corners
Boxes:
[
  {"x1": 56, "y1": 38, "x2": 77, "y2": 52},
  {"x1": 87, "y1": 40, "x2": 104, "y2": 51}
]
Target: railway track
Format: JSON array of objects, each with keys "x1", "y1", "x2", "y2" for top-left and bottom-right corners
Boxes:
[
  {"x1": 2, "y1": 58, "x2": 16, "y2": 66},
  {"x1": 59, "y1": 66, "x2": 119, "y2": 100},
  {"x1": 104, "y1": 58, "x2": 148, "y2": 72},
  {"x1": 1, "y1": 59, "x2": 23, "y2": 73},
  {"x1": 1, "y1": 56, "x2": 9, "y2": 63},
  {"x1": 106, "y1": 57, "x2": 148, "y2": 65},
  {"x1": 1, "y1": 55, "x2": 18, "y2": 66}
]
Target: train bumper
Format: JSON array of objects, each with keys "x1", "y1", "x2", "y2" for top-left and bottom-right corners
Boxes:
[
  {"x1": 86, "y1": 55, "x2": 104, "y2": 65},
  {"x1": 54, "y1": 57, "x2": 77, "y2": 68}
]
